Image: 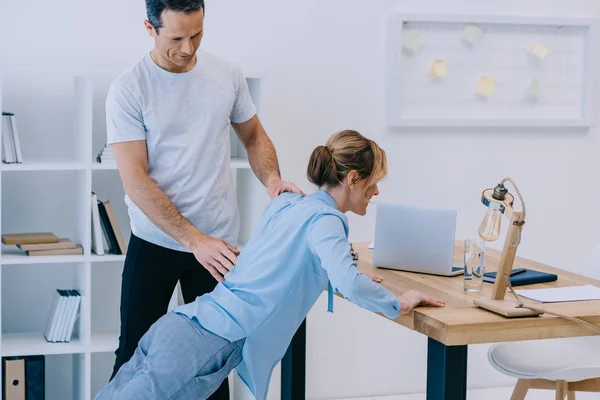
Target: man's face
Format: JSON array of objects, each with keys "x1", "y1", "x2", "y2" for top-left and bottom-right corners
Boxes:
[{"x1": 146, "y1": 8, "x2": 204, "y2": 71}]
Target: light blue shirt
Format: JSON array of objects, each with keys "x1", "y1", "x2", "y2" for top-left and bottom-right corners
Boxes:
[{"x1": 175, "y1": 190, "x2": 400, "y2": 400}]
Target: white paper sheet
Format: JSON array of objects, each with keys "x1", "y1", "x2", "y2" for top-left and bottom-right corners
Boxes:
[{"x1": 516, "y1": 285, "x2": 600, "y2": 303}]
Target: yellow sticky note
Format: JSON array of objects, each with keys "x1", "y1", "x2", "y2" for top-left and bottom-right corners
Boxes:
[
  {"x1": 531, "y1": 43, "x2": 549, "y2": 59},
  {"x1": 462, "y1": 24, "x2": 483, "y2": 45},
  {"x1": 402, "y1": 30, "x2": 423, "y2": 53},
  {"x1": 430, "y1": 59, "x2": 447, "y2": 77},
  {"x1": 476, "y1": 76, "x2": 496, "y2": 96},
  {"x1": 530, "y1": 78, "x2": 542, "y2": 99}
]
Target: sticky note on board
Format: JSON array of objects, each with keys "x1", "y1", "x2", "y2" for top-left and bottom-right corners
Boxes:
[
  {"x1": 531, "y1": 43, "x2": 549, "y2": 59},
  {"x1": 462, "y1": 24, "x2": 483, "y2": 45},
  {"x1": 430, "y1": 59, "x2": 447, "y2": 77},
  {"x1": 529, "y1": 78, "x2": 542, "y2": 99},
  {"x1": 402, "y1": 30, "x2": 423, "y2": 53},
  {"x1": 476, "y1": 76, "x2": 496, "y2": 96}
]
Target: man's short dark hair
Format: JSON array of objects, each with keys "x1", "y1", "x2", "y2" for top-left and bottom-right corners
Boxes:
[{"x1": 146, "y1": 0, "x2": 205, "y2": 34}]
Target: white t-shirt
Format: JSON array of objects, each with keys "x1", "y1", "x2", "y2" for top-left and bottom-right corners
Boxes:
[{"x1": 106, "y1": 51, "x2": 256, "y2": 252}]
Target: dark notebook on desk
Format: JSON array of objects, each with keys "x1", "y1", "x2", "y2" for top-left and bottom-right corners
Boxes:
[{"x1": 483, "y1": 268, "x2": 558, "y2": 286}]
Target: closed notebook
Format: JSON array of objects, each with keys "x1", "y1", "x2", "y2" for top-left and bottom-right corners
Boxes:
[
  {"x1": 483, "y1": 269, "x2": 558, "y2": 286},
  {"x1": 1, "y1": 232, "x2": 59, "y2": 245},
  {"x1": 27, "y1": 245, "x2": 83, "y2": 257},
  {"x1": 17, "y1": 238, "x2": 77, "y2": 251}
]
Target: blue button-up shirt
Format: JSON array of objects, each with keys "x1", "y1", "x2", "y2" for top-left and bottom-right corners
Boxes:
[{"x1": 175, "y1": 190, "x2": 400, "y2": 399}]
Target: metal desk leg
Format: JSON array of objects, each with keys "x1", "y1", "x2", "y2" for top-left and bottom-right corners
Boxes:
[
  {"x1": 427, "y1": 337, "x2": 468, "y2": 400},
  {"x1": 281, "y1": 319, "x2": 306, "y2": 400}
]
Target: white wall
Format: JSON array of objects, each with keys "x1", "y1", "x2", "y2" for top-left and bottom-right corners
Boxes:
[{"x1": 3, "y1": 0, "x2": 600, "y2": 399}]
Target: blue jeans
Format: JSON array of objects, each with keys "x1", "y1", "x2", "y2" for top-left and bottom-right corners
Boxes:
[{"x1": 95, "y1": 312, "x2": 245, "y2": 400}]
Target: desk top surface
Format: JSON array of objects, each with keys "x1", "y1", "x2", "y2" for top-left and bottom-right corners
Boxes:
[{"x1": 353, "y1": 242, "x2": 600, "y2": 346}]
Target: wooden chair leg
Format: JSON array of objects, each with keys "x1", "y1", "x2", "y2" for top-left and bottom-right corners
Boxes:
[
  {"x1": 511, "y1": 379, "x2": 531, "y2": 400},
  {"x1": 556, "y1": 380, "x2": 567, "y2": 400},
  {"x1": 567, "y1": 391, "x2": 576, "y2": 400}
]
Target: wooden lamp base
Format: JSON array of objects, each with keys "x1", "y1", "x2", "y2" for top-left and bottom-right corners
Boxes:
[{"x1": 474, "y1": 298, "x2": 541, "y2": 318}]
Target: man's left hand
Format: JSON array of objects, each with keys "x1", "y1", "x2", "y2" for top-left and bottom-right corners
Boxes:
[{"x1": 267, "y1": 179, "x2": 304, "y2": 199}]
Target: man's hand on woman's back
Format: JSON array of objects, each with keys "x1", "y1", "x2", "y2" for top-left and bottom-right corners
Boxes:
[{"x1": 190, "y1": 235, "x2": 240, "y2": 282}]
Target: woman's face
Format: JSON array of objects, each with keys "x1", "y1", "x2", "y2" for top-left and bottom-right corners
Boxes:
[{"x1": 348, "y1": 177, "x2": 380, "y2": 216}]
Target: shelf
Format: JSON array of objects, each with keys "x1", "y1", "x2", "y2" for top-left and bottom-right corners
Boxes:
[
  {"x1": 90, "y1": 332, "x2": 119, "y2": 353},
  {"x1": 1, "y1": 159, "x2": 87, "y2": 171},
  {"x1": 92, "y1": 161, "x2": 117, "y2": 170},
  {"x1": 90, "y1": 254, "x2": 126, "y2": 263},
  {"x1": 2, "y1": 333, "x2": 86, "y2": 356},
  {"x1": 1, "y1": 254, "x2": 88, "y2": 265},
  {"x1": 94, "y1": 159, "x2": 251, "y2": 170}
]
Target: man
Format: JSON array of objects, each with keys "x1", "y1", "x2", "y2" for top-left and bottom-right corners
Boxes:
[{"x1": 106, "y1": 0, "x2": 301, "y2": 398}]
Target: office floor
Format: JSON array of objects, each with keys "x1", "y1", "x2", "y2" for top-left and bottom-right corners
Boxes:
[{"x1": 341, "y1": 386, "x2": 598, "y2": 399}]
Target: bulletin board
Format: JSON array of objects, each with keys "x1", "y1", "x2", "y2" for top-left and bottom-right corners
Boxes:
[{"x1": 386, "y1": 14, "x2": 598, "y2": 128}]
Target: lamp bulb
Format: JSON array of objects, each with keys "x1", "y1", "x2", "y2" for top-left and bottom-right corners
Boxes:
[{"x1": 479, "y1": 208, "x2": 502, "y2": 241}]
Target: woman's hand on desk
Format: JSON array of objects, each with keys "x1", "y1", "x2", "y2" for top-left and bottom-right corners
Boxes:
[
  {"x1": 399, "y1": 290, "x2": 445, "y2": 315},
  {"x1": 364, "y1": 273, "x2": 383, "y2": 284}
]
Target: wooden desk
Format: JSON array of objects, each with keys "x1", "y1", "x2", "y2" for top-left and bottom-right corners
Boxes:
[{"x1": 280, "y1": 242, "x2": 600, "y2": 400}]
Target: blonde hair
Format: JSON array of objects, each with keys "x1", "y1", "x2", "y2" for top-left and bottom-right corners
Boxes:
[{"x1": 307, "y1": 130, "x2": 387, "y2": 191}]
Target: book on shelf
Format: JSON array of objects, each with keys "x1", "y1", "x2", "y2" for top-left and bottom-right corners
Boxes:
[
  {"x1": 43, "y1": 289, "x2": 81, "y2": 343},
  {"x1": 17, "y1": 238, "x2": 77, "y2": 251},
  {"x1": 1, "y1": 232, "x2": 59, "y2": 245},
  {"x1": 92, "y1": 193, "x2": 128, "y2": 255},
  {"x1": 3, "y1": 233, "x2": 84, "y2": 256},
  {"x1": 26, "y1": 245, "x2": 83, "y2": 257},
  {"x1": 1, "y1": 112, "x2": 23, "y2": 164},
  {"x1": 91, "y1": 192, "x2": 105, "y2": 255}
]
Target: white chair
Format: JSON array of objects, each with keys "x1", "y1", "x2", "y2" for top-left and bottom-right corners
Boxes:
[{"x1": 487, "y1": 244, "x2": 600, "y2": 400}]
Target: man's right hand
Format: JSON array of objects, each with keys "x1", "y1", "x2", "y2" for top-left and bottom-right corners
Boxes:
[{"x1": 190, "y1": 235, "x2": 240, "y2": 282}]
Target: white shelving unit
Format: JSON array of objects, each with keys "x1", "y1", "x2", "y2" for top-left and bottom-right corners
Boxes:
[{"x1": 0, "y1": 74, "x2": 268, "y2": 399}]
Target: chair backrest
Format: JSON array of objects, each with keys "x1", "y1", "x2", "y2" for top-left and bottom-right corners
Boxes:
[{"x1": 583, "y1": 243, "x2": 600, "y2": 280}]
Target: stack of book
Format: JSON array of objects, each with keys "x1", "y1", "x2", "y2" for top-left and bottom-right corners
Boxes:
[
  {"x1": 1, "y1": 112, "x2": 23, "y2": 164},
  {"x1": 96, "y1": 144, "x2": 115, "y2": 163},
  {"x1": 1, "y1": 232, "x2": 83, "y2": 256},
  {"x1": 43, "y1": 289, "x2": 81, "y2": 343},
  {"x1": 91, "y1": 193, "x2": 127, "y2": 255}
]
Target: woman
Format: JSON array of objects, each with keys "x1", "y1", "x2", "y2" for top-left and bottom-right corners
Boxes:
[{"x1": 96, "y1": 130, "x2": 445, "y2": 400}]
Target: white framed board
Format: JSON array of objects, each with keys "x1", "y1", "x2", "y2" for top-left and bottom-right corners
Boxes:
[{"x1": 386, "y1": 14, "x2": 598, "y2": 128}]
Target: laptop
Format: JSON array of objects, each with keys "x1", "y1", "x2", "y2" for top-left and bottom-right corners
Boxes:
[{"x1": 372, "y1": 203, "x2": 464, "y2": 276}]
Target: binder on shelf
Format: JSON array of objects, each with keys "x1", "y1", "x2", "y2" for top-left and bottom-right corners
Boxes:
[
  {"x1": 24, "y1": 356, "x2": 44, "y2": 400},
  {"x1": 91, "y1": 192, "x2": 105, "y2": 255},
  {"x1": 44, "y1": 289, "x2": 81, "y2": 343},
  {"x1": 49, "y1": 290, "x2": 68, "y2": 342},
  {"x1": 8, "y1": 114, "x2": 23, "y2": 163},
  {"x1": 1, "y1": 113, "x2": 15, "y2": 164},
  {"x1": 1, "y1": 112, "x2": 23, "y2": 164},
  {"x1": 2, "y1": 357, "x2": 25, "y2": 400},
  {"x1": 97, "y1": 200, "x2": 121, "y2": 254},
  {"x1": 104, "y1": 201, "x2": 127, "y2": 254},
  {"x1": 2, "y1": 356, "x2": 44, "y2": 400},
  {"x1": 43, "y1": 291, "x2": 61, "y2": 342},
  {"x1": 64, "y1": 290, "x2": 81, "y2": 343}
]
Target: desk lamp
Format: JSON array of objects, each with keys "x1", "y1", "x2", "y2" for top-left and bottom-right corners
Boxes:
[{"x1": 472, "y1": 178, "x2": 541, "y2": 317}]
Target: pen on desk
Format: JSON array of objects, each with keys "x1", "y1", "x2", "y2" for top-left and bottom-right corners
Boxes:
[{"x1": 510, "y1": 268, "x2": 527, "y2": 277}]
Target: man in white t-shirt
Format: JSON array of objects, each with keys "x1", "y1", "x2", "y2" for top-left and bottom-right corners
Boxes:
[{"x1": 105, "y1": 1, "x2": 301, "y2": 397}]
